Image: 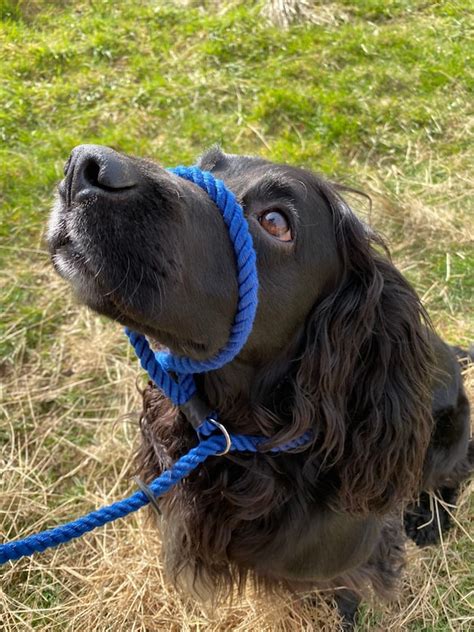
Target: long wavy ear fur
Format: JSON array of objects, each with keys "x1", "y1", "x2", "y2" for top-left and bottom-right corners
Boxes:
[{"x1": 297, "y1": 181, "x2": 435, "y2": 514}]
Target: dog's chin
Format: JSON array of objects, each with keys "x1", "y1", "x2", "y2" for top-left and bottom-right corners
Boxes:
[
  {"x1": 48, "y1": 202, "x2": 152, "y2": 332},
  {"x1": 51, "y1": 244, "x2": 128, "y2": 321},
  {"x1": 50, "y1": 246, "x2": 212, "y2": 358}
]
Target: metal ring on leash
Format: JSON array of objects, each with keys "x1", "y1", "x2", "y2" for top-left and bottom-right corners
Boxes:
[{"x1": 208, "y1": 418, "x2": 232, "y2": 456}]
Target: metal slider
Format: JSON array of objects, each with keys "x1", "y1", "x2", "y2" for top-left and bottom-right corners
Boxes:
[{"x1": 179, "y1": 394, "x2": 213, "y2": 430}]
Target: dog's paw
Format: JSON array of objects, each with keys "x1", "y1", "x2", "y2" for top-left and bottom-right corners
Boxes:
[
  {"x1": 334, "y1": 589, "x2": 360, "y2": 631},
  {"x1": 404, "y1": 489, "x2": 456, "y2": 547}
]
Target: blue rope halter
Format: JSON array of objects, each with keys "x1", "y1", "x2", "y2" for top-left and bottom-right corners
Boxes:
[
  {"x1": 124, "y1": 165, "x2": 260, "y2": 406},
  {"x1": 0, "y1": 166, "x2": 312, "y2": 566}
]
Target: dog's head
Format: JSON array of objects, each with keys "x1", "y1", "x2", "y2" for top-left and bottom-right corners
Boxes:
[
  {"x1": 47, "y1": 145, "x2": 341, "y2": 364},
  {"x1": 48, "y1": 145, "x2": 434, "y2": 513}
]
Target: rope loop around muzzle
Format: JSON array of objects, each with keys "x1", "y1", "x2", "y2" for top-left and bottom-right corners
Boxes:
[{"x1": 126, "y1": 165, "x2": 259, "y2": 406}]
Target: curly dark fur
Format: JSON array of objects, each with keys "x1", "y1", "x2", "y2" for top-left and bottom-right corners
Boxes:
[
  {"x1": 49, "y1": 145, "x2": 472, "y2": 626},
  {"x1": 132, "y1": 168, "x2": 471, "y2": 613},
  {"x1": 133, "y1": 177, "x2": 437, "y2": 599}
]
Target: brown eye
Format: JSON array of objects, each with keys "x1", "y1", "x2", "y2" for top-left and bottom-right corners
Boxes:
[{"x1": 258, "y1": 210, "x2": 292, "y2": 242}]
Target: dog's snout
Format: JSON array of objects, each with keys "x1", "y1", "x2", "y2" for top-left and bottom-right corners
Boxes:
[{"x1": 63, "y1": 144, "x2": 138, "y2": 202}]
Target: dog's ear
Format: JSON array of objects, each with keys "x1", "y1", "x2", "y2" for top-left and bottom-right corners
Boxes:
[{"x1": 296, "y1": 182, "x2": 434, "y2": 514}]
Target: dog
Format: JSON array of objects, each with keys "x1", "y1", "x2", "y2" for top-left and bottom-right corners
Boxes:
[{"x1": 48, "y1": 144, "x2": 472, "y2": 629}]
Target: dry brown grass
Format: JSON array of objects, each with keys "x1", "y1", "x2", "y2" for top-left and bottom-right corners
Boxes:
[
  {"x1": 261, "y1": 1, "x2": 350, "y2": 28},
  {"x1": 0, "y1": 191, "x2": 473, "y2": 630}
]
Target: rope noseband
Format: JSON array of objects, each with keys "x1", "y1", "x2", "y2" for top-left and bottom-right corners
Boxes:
[
  {"x1": 0, "y1": 166, "x2": 312, "y2": 566},
  {"x1": 125, "y1": 165, "x2": 259, "y2": 406}
]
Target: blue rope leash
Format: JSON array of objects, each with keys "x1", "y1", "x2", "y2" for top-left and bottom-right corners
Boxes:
[
  {"x1": 0, "y1": 434, "x2": 224, "y2": 564},
  {"x1": 0, "y1": 429, "x2": 311, "y2": 564},
  {"x1": 0, "y1": 166, "x2": 312, "y2": 566}
]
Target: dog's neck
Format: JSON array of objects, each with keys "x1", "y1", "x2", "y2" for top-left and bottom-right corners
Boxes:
[{"x1": 194, "y1": 331, "x2": 304, "y2": 434}]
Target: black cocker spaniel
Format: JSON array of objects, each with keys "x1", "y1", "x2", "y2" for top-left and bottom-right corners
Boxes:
[{"x1": 48, "y1": 145, "x2": 472, "y2": 629}]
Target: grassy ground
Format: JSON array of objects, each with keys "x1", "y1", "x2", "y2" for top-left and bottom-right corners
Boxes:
[{"x1": 0, "y1": 0, "x2": 473, "y2": 629}]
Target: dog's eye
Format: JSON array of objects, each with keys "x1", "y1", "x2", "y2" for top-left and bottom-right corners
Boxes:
[{"x1": 258, "y1": 210, "x2": 292, "y2": 242}]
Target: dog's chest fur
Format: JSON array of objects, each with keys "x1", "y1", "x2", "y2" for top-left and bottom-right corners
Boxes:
[{"x1": 136, "y1": 384, "x2": 383, "y2": 596}]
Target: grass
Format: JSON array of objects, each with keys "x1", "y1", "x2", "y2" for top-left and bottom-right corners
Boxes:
[{"x1": 0, "y1": 0, "x2": 473, "y2": 629}]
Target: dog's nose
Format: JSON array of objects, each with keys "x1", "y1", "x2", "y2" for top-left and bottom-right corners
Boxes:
[{"x1": 64, "y1": 144, "x2": 138, "y2": 201}]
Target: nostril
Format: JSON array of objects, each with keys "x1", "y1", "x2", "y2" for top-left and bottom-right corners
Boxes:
[
  {"x1": 95, "y1": 155, "x2": 137, "y2": 190},
  {"x1": 83, "y1": 159, "x2": 101, "y2": 188},
  {"x1": 66, "y1": 144, "x2": 139, "y2": 201}
]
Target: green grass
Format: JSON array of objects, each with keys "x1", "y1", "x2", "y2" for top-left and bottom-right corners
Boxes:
[{"x1": 0, "y1": 1, "x2": 473, "y2": 630}]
